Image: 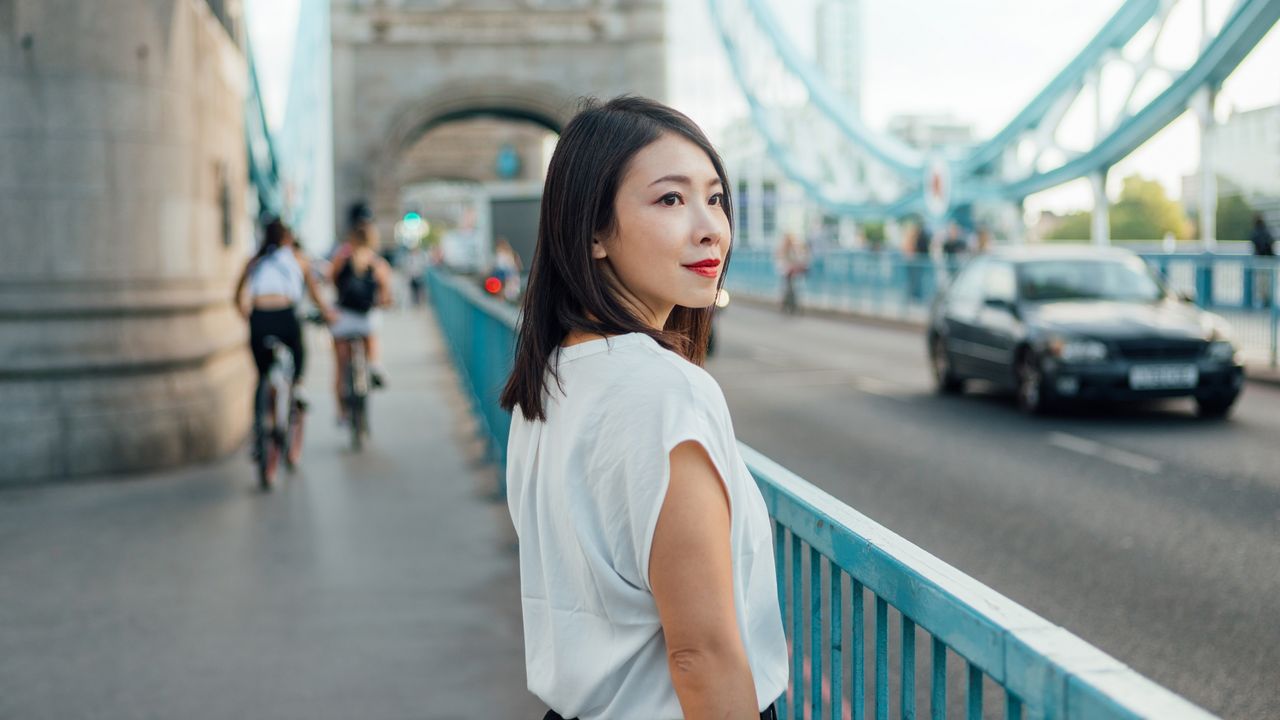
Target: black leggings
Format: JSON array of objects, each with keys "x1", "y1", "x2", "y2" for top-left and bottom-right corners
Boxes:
[
  {"x1": 249, "y1": 308, "x2": 304, "y2": 382},
  {"x1": 543, "y1": 702, "x2": 777, "y2": 720}
]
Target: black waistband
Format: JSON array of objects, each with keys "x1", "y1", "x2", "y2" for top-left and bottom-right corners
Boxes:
[{"x1": 543, "y1": 702, "x2": 777, "y2": 720}]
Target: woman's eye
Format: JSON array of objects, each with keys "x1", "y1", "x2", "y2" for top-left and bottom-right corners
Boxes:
[
  {"x1": 709, "y1": 193, "x2": 725, "y2": 206},
  {"x1": 659, "y1": 192, "x2": 682, "y2": 207}
]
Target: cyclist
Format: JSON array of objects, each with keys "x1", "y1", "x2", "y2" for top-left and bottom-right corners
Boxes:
[
  {"x1": 329, "y1": 212, "x2": 393, "y2": 420},
  {"x1": 233, "y1": 217, "x2": 335, "y2": 423}
]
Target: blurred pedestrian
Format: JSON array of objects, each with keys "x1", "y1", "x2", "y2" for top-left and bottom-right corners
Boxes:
[
  {"x1": 975, "y1": 225, "x2": 993, "y2": 254},
  {"x1": 499, "y1": 96, "x2": 786, "y2": 720},
  {"x1": 1250, "y1": 214, "x2": 1275, "y2": 308},
  {"x1": 774, "y1": 232, "x2": 808, "y2": 314},
  {"x1": 403, "y1": 243, "x2": 429, "y2": 306},
  {"x1": 908, "y1": 221, "x2": 933, "y2": 301},
  {"x1": 492, "y1": 236, "x2": 523, "y2": 302},
  {"x1": 942, "y1": 222, "x2": 969, "y2": 279},
  {"x1": 1250, "y1": 214, "x2": 1275, "y2": 257}
]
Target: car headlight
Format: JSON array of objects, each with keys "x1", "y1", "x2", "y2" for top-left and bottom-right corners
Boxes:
[
  {"x1": 1049, "y1": 338, "x2": 1108, "y2": 363},
  {"x1": 1206, "y1": 340, "x2": 1237, "y2": 363}
]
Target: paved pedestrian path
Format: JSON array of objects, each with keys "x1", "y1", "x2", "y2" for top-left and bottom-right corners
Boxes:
[{"x1": 0, "y1": 307, "x2": 542, "y2": 720}]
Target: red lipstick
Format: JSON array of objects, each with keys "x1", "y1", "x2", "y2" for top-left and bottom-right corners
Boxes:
[{"x1": 683, "y1": 258, "x2": 721, "y2": 278}]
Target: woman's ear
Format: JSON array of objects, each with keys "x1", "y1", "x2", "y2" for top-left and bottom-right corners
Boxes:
[{"x1": 591, "y1": 238, "x2": 608, "y2": 260}]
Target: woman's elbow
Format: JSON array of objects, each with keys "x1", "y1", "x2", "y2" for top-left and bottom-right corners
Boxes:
[{"x1": 667, "y1": 642, "x2": 749, "y2": 680}]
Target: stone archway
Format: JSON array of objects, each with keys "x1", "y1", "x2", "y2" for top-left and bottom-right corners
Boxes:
[
  {"x1": 356, "y1": 80, "x2": 575, "y2": 239},
  {"x1": 329, "y1": 0, "x2": 666, "y2": 242}
]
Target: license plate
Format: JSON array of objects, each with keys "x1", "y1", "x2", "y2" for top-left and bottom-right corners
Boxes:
[{"x1": 1129, "y1": 364, "x2": 1199, "y2": 390}]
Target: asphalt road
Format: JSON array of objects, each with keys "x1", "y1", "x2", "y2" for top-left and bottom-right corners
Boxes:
[{"x1": 706, "y1": 301, "x2": 1280, "y2": 719}]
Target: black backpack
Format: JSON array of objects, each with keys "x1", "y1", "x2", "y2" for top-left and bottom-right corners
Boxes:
[{"x1": 337, "y1": 261, "x2": 378, "y2": 313}]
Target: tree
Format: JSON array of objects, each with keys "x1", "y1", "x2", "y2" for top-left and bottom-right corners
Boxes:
[
  {"x1": 1110, "y1": 175, "x2": 1191, "y2": 240},
  {"x1": 1047, "y1": 211, "x2": 1092, "y2": 241},
  {"x1": 1045, "y1": 174, "x2": 1191, "y2": 241},
  {"x1": 1215, "y1": 194, "x2": 1254, "y2": 241}
]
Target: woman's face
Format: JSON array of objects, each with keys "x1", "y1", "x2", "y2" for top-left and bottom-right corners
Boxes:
[{"x1": 595, "y1": 133, "x2": 730, "y2": 329}]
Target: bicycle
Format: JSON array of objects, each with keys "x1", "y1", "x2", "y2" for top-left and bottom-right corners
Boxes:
[
  {"x1": 341, "y1": 333, "x2": 372, "y2": 451},
  {"x1": 253, "y1": 336, "x2": 306, "y2": 490}
]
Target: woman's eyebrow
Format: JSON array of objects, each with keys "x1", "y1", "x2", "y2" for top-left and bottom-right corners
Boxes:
[{"x1": 647, "y1": 174, "x2": 723, "y2": 188}]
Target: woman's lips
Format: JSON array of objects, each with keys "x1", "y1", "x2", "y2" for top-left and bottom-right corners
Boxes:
[{"x1": 683, "y1": 258, "x2": 721, "y2": 278}]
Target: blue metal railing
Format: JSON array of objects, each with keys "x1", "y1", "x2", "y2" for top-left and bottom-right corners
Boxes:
[
  {"x1": 426, "y1": 269, "x2": 518, "y2": 491},
  {"x1": 725, "y1": 248, "x2": 1280, "y2": 368},
  {"x1": 425, "y1": 266, "x2": 1216, "y2": 719}
]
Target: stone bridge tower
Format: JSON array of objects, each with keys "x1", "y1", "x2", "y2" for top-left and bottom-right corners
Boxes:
[
  {"x1": 1, "y1": 0, "x2": 254, "y2": 483},
  {"x1": 330, "y1": 0, "x2": 667, "y2": 238}
]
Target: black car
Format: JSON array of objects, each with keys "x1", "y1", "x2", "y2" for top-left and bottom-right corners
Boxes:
[{"x1": 926, "y1": 246, "x2": 1245, "y2": 417}]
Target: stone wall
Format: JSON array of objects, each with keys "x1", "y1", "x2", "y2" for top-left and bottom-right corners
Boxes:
[{"x1": 0, "y1": 0, "x2": 255, "y2": 483}]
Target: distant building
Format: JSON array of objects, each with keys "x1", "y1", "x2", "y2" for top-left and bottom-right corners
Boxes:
[
  {"x1": 814, "y1": 0, "x2": 863, "y2": 113},
  {"x1": 887, "y1": 113, "x2": 975, "y2": 151},
  {"x1": 1181, "y1": 104, "x2": 1280, "y2": 234},
  {"x1": 1215, "y1": 104, "x2": 1280, "y2": 198}
]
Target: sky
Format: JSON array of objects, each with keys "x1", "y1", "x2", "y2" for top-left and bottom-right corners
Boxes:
[{"x1": 247, "y1": 0, "x2": 1280, "y2": 214}]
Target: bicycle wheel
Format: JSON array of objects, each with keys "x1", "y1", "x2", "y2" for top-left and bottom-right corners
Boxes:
[
  {"x1": 254, "y1": 385, "x2": 278, "y2": 490},
  {"x1": 349, "y1": 394, "x2": 365, "y2": 451}
]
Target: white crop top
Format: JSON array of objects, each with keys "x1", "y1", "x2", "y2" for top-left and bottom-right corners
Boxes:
[
  {"x1": 247, "y1": 247, "x2": 304, "y2": 302},
  {"x1": 506, "y1": 333, "x2": 789, "y2": 720}
]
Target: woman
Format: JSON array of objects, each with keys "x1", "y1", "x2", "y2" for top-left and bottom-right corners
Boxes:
[
  {"x1": 493, "y1": 236, "x2": 523, "y2": 301},
  {"x1": 500, "y1": 97, "x2": 787, "y2": 720},
  {"x1": 329, "y1": 219, "x2": 392, "y2": 408},
  {"x1": 233, "y1": 217, "x2": 334, "y2": 409},
  {"x1": 774, "y1": 232, "x2": 808, "y2": 315}
]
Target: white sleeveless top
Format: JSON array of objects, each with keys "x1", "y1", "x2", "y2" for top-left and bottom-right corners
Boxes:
[
  {"x1": 247, "y1": 246, "x2": 304, "y2": 303},
  {"x1": 506, "y1": 333, "x2": 788, "y2": 720}
]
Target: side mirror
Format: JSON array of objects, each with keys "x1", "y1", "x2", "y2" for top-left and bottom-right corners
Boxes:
[{"x1": 984, "y1": 297, "x2": 1020, "y2": 318}]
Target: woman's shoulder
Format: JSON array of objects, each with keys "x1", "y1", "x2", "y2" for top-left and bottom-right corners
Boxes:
[{"x1": 601, "y1": 336, "x2": 725, "y2": 409}]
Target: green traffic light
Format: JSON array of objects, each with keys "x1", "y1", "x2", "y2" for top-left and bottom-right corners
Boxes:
[{"x1": 403, "y1": 212, "x2": 422, "y2": 223}]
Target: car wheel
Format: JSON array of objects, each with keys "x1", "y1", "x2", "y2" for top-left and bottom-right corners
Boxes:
[
  {"x1": 1016, "y1": 351, "x2": 1051, "y2": 415},
  {"x1": 1195, "y1": 395, "x2": 1237, "y2": 419},
  {"x1": 930, "y1": 335, "x2": 963, "y2": 394}
]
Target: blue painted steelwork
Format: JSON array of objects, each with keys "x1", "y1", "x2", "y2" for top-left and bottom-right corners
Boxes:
[
  {"x1": 425, "y1": 268, "x2": 518, "y2": 488},
  {"x1": 709, "y1": 0, "x2": 1280, "y2": 216},
  {"x1": 738, "y1": 0, "x2": 921, "y2": 176},
  {"x1": 707, "y1": 0, "x2": 911, "y2": 218},
  {"x1": 244, "y1": 36, "x2": 284, "y2": 218},
  {"x1": 426, "y1": 266, "x2": 1219, "y2": 719},
  {"x1": 961, "y1": 0, "x2": 1161, "y2": 176},
  {"x1": 243, "y1": 0, "x2": 331, "y2": 232},
  {"x1": 978, "y1": 0, "x2": 1280, "y2": 202}
]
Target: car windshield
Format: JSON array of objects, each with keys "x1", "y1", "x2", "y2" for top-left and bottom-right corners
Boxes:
[{"x1": 1018, "y1": 259, "x2": 1165, "y2": 302}]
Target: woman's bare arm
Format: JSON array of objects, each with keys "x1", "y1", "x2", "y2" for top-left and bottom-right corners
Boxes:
[
  {"x1": 375, "y1": 259, "x2": 394, "y2": 307},
  {"x1": 296, "y1": 251, "x2": 336, "y2": 323},
  {"x1": 650, "y1": 440, "x2": 758, "y2": 720},
  {"x1": 233, "y1": 261, "x2": 252, "y2": 318}
]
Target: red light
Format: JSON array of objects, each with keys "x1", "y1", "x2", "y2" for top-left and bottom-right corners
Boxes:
[{"x1": 484, "y1": 277, "x2": 502, "y2": 294}]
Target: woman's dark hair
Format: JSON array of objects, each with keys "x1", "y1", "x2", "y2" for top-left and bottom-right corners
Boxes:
[
  {"x1": 499, "y1": 95, "x2": 734, "y2": 421},
  {"x1": 253, "y1": 216, "x2": 292, "y2": 264}
]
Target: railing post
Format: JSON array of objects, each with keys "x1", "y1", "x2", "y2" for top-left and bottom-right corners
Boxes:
[
  {"x1": 1271, "y1": 263, "x2": 1278, "y2": 368},
  {"x1": 1195, "y1": 253, "x2": 1213, "y2": 308},
  {"x1": 1242, "y1": 259, "x2": 1255, "y2": 308}
]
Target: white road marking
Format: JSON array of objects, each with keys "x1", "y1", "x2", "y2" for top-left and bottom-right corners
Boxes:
[{"x1": 1047, "y1": 432, "x2": 1163, "y2": 475}]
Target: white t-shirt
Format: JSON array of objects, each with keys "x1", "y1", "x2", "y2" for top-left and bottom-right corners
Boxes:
[{"x1": 506, "y1": 333, "x2": 789, "y2": 720}]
